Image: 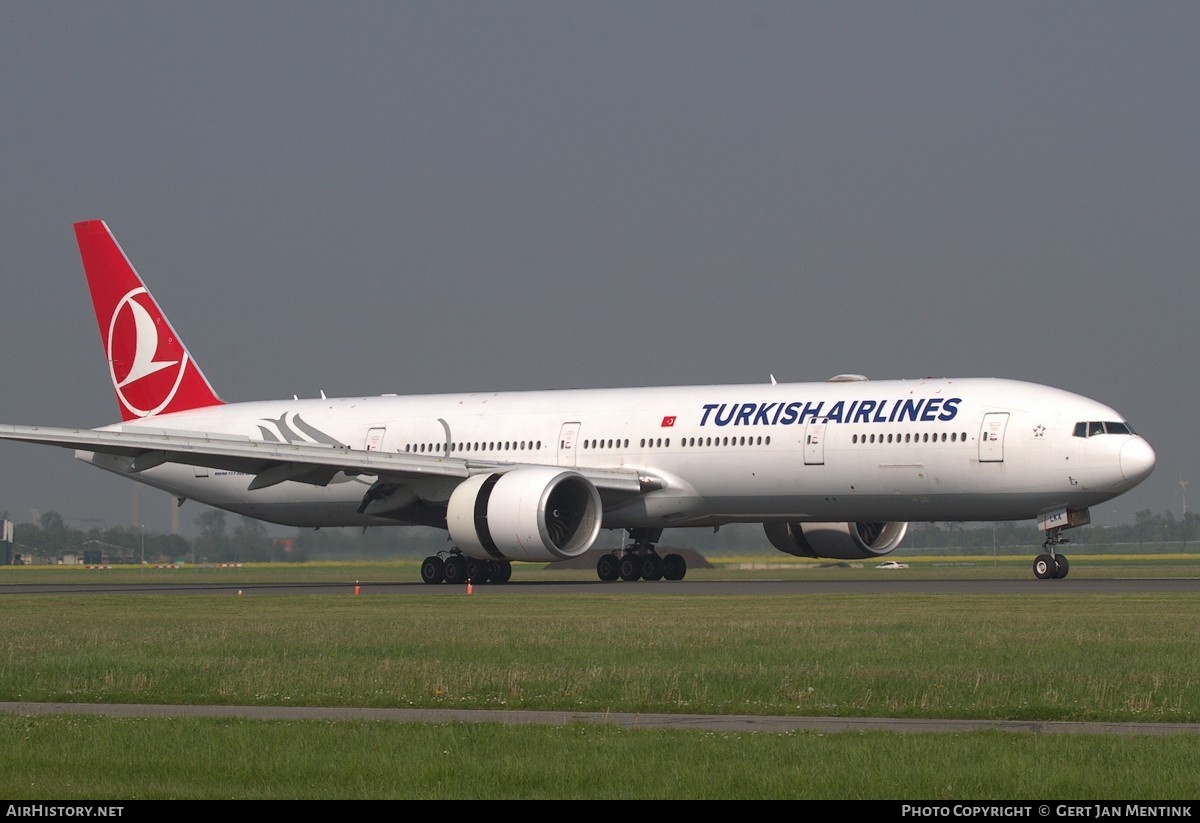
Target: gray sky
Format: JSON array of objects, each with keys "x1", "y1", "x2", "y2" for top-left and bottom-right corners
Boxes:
[{"x1": 1, "y1": 2, "x2": 1196, "y2": 536}]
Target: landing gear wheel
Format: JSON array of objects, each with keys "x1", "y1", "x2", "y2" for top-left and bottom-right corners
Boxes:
[
  {"x1": 1033, "y1": 553, "x2": 1056, "y2": 580},
  {"x1": 662, "y1": 553, "x2": 687, "y2": 581},
  {"x1": 489, "y1": 560, "x2": 512, "y2": 584},
  {"x1": 443, "y1": 554, "x2": 467, "y2": 585},
  {"x1": 596, "y1": 554, "x2": 620, "y2": 582},
  {"x1": 420, "y1": 555, "x2": 445, "y2": 585},
  {"x1": 1053, "y1": 554, "x2": 1070, "y2": 579},
  {"x1": 641, "y1": 554, "x2": 664, "y2": 581},
  {"x1": 465, "y1": 557, "x2": 490, "y2": 584},
  {"x1": 1036, "y1": 525, "x2": 1073, "y2": 580},
  {"x1": 618, "y1": 555, "x2": 641, "y2": 581}
]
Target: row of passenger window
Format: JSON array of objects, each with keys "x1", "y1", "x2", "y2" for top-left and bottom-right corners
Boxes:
[
  {"x1": 407, "y1": 430, "x2": 977, "y2": 453},
  {"x1": 583, "y1": 439, "x2": 630, "y2": 449},
  {"x1": 586, "y1": 436, "x2": 774, "y2": 448},
  {"x1": 851, "y1": 431, "x2": 970, "y2": 444},
  {"x1": 404, "y1": 440, "x2": 545, "y2": 454},
  {"x1": 676, "y1": 435, "x2": 770, "y2": 447},
  {"x1": 405, "y1": 422, "x2": 1137, "y2": 455},
  {"x1": 405, "y1": 434, "x2": 777, "y2": 454}
]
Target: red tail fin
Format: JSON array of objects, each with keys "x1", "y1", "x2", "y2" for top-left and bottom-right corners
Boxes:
[{"x1": 74, "y1": 220, "x2": 224, "y2": 421}]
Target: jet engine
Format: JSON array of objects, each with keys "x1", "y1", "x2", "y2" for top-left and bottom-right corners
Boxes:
[
  {"x1": 446, "y1": 466, "x2": 603, "y2": 562},
  {"x1": 763, "y1": 520, "x2": 909, "y2": 560}
]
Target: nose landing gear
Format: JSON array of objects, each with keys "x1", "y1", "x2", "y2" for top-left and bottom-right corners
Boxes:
[{"x1": 1033, "y1": 528, "x2": 1070, "y2": 579}]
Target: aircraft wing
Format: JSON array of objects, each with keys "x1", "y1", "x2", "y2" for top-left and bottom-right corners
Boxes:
[{"x1": 0, "y1": 424, "x2": 649, "y2": 498}]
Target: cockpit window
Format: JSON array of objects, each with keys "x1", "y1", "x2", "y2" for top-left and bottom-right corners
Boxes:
[{"x1": 1073, "y1": 421, "x2": 1136, "y2": 437}]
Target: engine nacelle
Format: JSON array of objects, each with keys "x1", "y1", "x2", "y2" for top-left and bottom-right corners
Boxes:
[
  {"x1": 446, "y1": 466, "x2": 603, "y2": 562},
  {"x1": 763, "y1": 520, "x2": 909, "y2": 560}
]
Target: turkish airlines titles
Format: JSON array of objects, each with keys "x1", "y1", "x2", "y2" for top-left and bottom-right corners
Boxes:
[{"x1": 697, "y1": 396, "x2": 964, "y2": 427}]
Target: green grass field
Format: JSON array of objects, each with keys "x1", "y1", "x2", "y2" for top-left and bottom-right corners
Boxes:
[{"x1": 1, "y1": 556, "x2": 1198, "y2": 799}]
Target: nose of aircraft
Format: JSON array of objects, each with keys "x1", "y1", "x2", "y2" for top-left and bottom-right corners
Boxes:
[{"x1": 1120, "y1": 438, "x2": 1156, "y2": 485}]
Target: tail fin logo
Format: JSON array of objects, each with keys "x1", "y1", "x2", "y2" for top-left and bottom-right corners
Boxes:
[
  {"x1": 107, "y1": 286, "x2": 192, "y2": 418},
  {"x1": 76, "y1": 220, "x2": 224, "y2": 420}
]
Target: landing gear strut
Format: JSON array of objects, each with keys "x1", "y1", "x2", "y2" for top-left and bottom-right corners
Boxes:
[
  {"x1": 1033, "y1": 528, "x2": 1070, "y2": 580},
  {"x1": 596, "y1": 528, "x2": 687, "y2": 582}
]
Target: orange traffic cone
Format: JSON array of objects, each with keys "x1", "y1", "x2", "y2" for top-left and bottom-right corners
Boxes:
[
  {"x1": 354, "y1": 580, "x2": 360, "y2": 596},
  {"x1": 466, "y1": 579, "x2": 473, "y2": 595}
]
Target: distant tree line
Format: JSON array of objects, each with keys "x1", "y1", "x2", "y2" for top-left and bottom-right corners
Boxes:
[
  {"x1": 4, "y1": 509, "x2": 283, "y2": 565},
  {"x1": 904, "y1": 509, "x2": 1199, "y2": 553},
  {"x1": 3, "y1": 507, "x2": 1196, "y2": 565}
]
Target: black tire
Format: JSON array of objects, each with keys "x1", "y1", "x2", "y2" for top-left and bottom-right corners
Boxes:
[
  {"x1": 1053, "y1": 554, "x2": 1070, "y2": 579},
  {"x1": 662, "y1": 553, "x2": 687, "y2": 581},
  {"x1": 1033, "y1": 553, "x2": 1056, "y2": 579},
  {"x1": 596, "y1": 554, "x2": 620, "y2": 582},
  {"x1": 465, "y1": 557, "x2": 490, "y2": 584},
  {"x1": 443, "y1": 555, "x2": 467, "y2": 585},
  {"x1": 641, "y1": 554, "x2": 664, "y2": 581},
  {"x1": 489, "y1": 560, "x2": 513, "y2": 584},
  {"x1": 420, "y1": 555, "x2": 445, "y2": 585},
  {"x1": 618, "y1": 556, "x2": 641, "y2": 581}
]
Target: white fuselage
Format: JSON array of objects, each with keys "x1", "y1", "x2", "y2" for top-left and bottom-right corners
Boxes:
[{"x1": 81, "y1": 376, "x2": 1155, "y2": 532}]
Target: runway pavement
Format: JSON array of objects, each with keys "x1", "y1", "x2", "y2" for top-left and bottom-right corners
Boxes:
[{"x1": 1, "y1": 701, "x2": 1198, "y2": 736}]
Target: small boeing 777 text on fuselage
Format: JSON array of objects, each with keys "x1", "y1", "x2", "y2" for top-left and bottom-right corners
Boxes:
[{"x1": 0, "y1": 221, "x2": 1157, "y2": 582}]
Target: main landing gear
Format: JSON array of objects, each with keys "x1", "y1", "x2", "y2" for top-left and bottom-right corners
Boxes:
[
  {"x1": 596, "y1": 528, "x2": 687, "y2": 583},
  {"x1": 1033, "y1": 527, "x2": 1070, "y2": 580},
  {"x1": 420, "y1": 549, "x2": 512, "y2": 585}
]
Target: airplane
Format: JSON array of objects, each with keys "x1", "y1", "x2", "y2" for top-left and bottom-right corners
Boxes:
[{"x1": 0, "y1": 220, "x2": 1156, "y2": 583}]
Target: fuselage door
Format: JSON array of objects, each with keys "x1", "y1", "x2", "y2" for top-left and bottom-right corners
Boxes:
[
  {"x1": 979, "y1": 413, "x2": 1009, "y2": 462},
  {"x1": 364, "y1": 427, "x2": 386, "y2": 452},
  {"x1": 804, "y1": 420, "x2": 827, "y2": 466},
  {"x1": 558, "y1": 422, "x2": 581, "y2": 467}
]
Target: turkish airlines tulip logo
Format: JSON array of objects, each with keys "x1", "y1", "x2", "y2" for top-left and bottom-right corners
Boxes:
[{"x1": 107, "y1": 286, "x2": 190, "y2": 418}]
